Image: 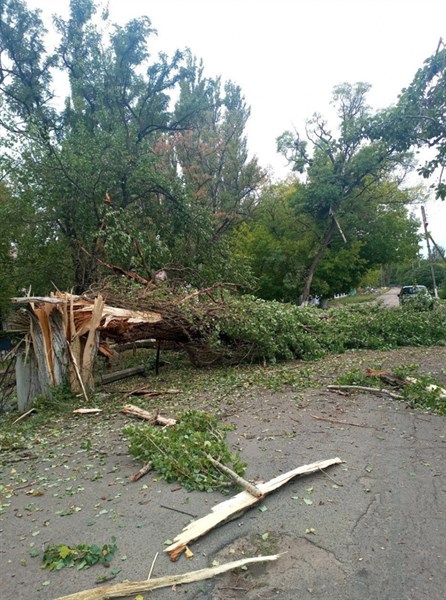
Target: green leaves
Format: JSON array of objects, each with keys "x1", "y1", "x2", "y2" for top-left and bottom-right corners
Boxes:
[
  {"x1": 42, "y1": 537, "x2": 118, "y2": 571},
  {"x1": 124, "y1": 410, "x2": 246, "y2": 492}
]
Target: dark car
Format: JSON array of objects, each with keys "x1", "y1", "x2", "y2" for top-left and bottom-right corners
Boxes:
[{"x1": 398, "y1": 285, "x2": 434, "y2": 309}]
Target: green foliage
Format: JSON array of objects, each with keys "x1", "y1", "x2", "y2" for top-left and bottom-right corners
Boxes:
[
  {"x1": 393, "y1": 260, "x2": 446, "y2": 294},
  {"x1": 333, "y1": 368, "x2": 382, "y2": 387},
  {"x1": 124, "y1": 410, "x2": 246, "y2": 492},
  {"x1": 277, "y1": 83, "x2": 415, "y2": 303},
  {"x1": 218, "y1": 295, "x2": 325, "y2": 361},
  {"x1": 0, "y1": 0, "x2": 263, "y2": 294},
  {"x1": 372, "y1": 43, "x2": 446, "y2": 198},
  {"x1": 42, "y1": 537, "x2": 118, "y2": 571},
  {"x1": 213, "y1": 295, "x2": 446, "y2": 363}
]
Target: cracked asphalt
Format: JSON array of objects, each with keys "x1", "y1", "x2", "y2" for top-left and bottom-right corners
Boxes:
[{"x1": 1, "y1": 346, "x2": 445, "y2": 600}]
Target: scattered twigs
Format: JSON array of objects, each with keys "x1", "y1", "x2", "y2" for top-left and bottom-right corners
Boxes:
[
  {"x1": 160, "y1": 504, "x2": 198, "y2": 518},
  {"x1": 206, "y1": 454, "x2": 263, "y2": 498},
  {"x1": 318, "y1": 467, "x2": 343, "y2": 486},
  {"x1": 174, "y1": 282, "x2": 237, "y2": 305},
  {"x1": 165, "y1": 457, "x2": 342, "y2": 560},
  {"x1": 147, "y1": 551, "x2": 159, "y2": 580},
  {"x1": 310, "y1": 414, "x2": 368, "y2": 428},
  {"x1": 52, "y1": 554, "x2": 281, "y2": 600},
  {"x1": 73, "y1": 408, "x2": 103, "y2": 415},
  {"x1": 327, "y1": 385, "x2": 403, "y2": 399},
  {"x1": 130, "y1": 462, "x2": 153, "y2": 482},
  {"x1": 12, "y1": 408, "x2": 36, "y2": 424}
]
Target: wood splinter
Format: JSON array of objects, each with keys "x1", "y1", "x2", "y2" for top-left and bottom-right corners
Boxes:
[{"x1": 165, "y1": 456, "x2": 342, "y2": 561}]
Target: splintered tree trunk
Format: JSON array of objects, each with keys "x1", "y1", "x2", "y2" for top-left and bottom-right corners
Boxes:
[
  {"x1": 16, "y1": 310, "x2": 69, "y2": 411},
  {"x1": 16, "y1": 350, "x2": 42, "y2": 412}
]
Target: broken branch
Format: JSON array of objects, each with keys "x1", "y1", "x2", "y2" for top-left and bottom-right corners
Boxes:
[
  {"x1": 101, "y1": 366, "x2": 145, "y2": 385},
  {"x1": 165, "y1": 456, "x2": 342, "y2": 560},
  {"x1": 52, "y1": 554, "x2": 281, "y2": 600},
  {"x1": 12, "y1": 408, "x2": 36, "y2": 424},
  {"x1": 206, "y1": 454, "x2": 263, "y2": 497},
  {"x1": 130, "y1": 462, "x2": 153, "y2": 481},
  {"x1": 327, "y1": 385, "x2": 403, "y2": 399},
  {"x1": 121, "y1": 404, "x2": 176, "y2": 426}
]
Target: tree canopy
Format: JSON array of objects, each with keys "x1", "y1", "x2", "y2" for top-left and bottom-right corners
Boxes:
[{"x1": 0, "y1": 0, "x2": 443, "y2": 312}]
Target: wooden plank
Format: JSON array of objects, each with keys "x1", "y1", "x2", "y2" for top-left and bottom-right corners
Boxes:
[{"x1": 165, "y1": 456, "x2": 343, "y2": 560}]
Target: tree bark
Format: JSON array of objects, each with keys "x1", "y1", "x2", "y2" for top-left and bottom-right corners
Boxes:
[
  {"x1": 16, "y1": 349, "x2": 42, "y2": 412},
  {"x1": 300, "y1": 218, "x2": 337, "y2": 306},
  {"x1": 101, "y1": 366, "x2": 145, "y2": 384}
]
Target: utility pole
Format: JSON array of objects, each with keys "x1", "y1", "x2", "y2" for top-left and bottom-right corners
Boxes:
[{"x1": 421, "y1": 205, "x2": 439, "y2": 298}]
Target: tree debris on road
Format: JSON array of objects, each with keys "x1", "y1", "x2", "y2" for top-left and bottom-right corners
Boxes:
[
  {"x1": 52, "y1": 554, "x2": 282, "y2": 600},
  {"x1": 165, "y1": 457, "x2": 342, "y2": 560},
  {"x1": 121, "y1": 403, "x2": 177, "y2": 426}
]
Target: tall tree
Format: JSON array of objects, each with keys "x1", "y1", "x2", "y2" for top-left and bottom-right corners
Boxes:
[
  {"x1": 0, "y1": 0, "x2": 264, "y2": 293},
  {"x1": 167, "y1": 60, "x2": 265, "y2": 282},
  {"x1": 278, "y1": 82, "x2": 411, "y2": 304},
  {"x1": 373, "y1": 41, "x2": 446, "y2": 199},
  {"x1": 233, "y1": 178, "x2": 419, "y2": 303}
]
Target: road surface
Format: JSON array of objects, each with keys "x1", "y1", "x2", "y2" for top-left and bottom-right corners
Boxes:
[{"x1": 376, "y1": 286, "x2": 400, "y2": 308}]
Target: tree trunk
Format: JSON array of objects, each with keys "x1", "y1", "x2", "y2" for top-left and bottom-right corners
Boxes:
[
  {"x1": 300, "y1": 218, "x2": 337, "y2": 306},
  {"x1": 71, "y1": 242, "x2": 99, "y2": 293},
  {"x1": 16, "y1": 350, "x2": 42, "y2": 412},
  {"x1": 16, "y1": 310, "x2": 69, "y2": 410}
]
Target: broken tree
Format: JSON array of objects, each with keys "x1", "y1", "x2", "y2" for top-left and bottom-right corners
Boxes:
[{"x1": 11, "y1": 293, "x2": 163, "y2": 410}]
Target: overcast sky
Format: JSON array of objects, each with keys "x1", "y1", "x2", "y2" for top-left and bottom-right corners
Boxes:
[{"x1": 28, "y1": 0, "x2": 446, "y2": 246}]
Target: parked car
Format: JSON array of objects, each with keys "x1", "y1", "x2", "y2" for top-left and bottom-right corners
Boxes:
[{"x1": 398, "y1": 285, "x2": 434, "y2": 310}]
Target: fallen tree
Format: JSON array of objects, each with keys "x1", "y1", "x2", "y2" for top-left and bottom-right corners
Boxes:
[
  {"x1": 8, "y1": 283, "x2": 446, "y2": 410},
  {"x1": 11, "y1": 293, "x2": 164, "y2": 410}
]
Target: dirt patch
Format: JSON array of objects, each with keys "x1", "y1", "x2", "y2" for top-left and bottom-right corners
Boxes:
[{"x1": 1, "y1": 346, "x2": 445, "y2": 599}]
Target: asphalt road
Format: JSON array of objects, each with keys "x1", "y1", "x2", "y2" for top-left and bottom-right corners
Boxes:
[
  {"x1": 1, "y1": 346, "x2": 445, "y2": 600},
  {"x1": 376, "y1": 287, "x2": 400, "y2": 308}
]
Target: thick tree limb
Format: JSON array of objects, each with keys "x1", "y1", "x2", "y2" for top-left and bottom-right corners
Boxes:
[
  {"x1": 52, "y1": 554, "x2": 281, "y2": 600},
  {"x1": 165, "y1": 456, "x2": 342, "y2": 560},
  {"x1": 100, "y1": 366, "x2": 145, "y2": 384}
]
